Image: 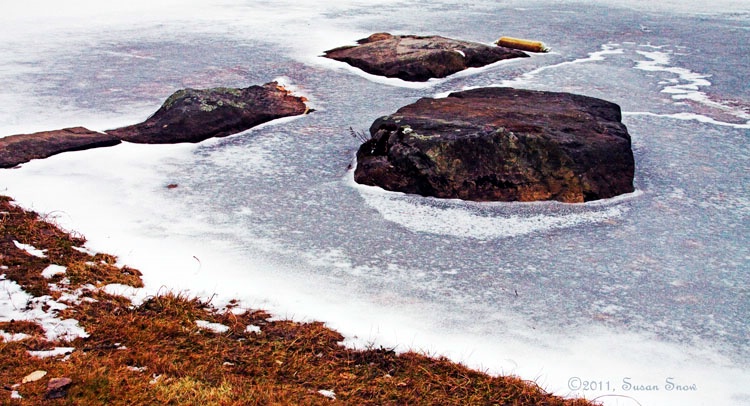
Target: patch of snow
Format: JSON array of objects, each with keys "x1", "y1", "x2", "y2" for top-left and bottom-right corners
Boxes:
[
  {"x1": 229, "y1": 307, "x2": 246, "y2": 315},
  {"x1": 102, "y1": 284, "x2": 149, "y2": 306},
  {"x1": 10, "y1": 391, "x2": 22, "y2": 399},
  {"x1": 41, "y1": 264, "x2": 67, "y2": 279},
  {"x1": 196, "y1": 320, "x2": 230, "y2": 333},
  {"x1": 1, "y1": 331, "x2": 30, "y2": 342},
  {"x1": 127, "y1": 366, "x2": 147, "y2": 372},
  {"x1": 318, "y1": 389, "x2": 336, "y2": 399},
  {"x1": 28, "y1": 347, "x2": 74, "y2": 358},
  {"x1": 72, "y1": 246, "x2": 96, "y2": 256},
  {"x1": 246, "y1": 325, "x2": 261, "y2": 334},
  {"x1": 12, "y1": 240, "x2": 46, "y2": 258},
  {"x1": 0, "y1": 278, "x2": 89, "y2": 342}
]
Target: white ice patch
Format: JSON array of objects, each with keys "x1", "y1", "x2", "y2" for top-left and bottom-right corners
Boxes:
[
  {"x1": 28, "y1": 347, "x2": 75, "y2": 358},
  {"x1": 624, "y1": 111, "x2": 750, "y2": 129},
  {"x1": 102, "y1": 284, "x2": 149, "y2": 306},
  {"x1": 12, "y1": 240, "x2": 46, "y2": 258},
  {"x1": 41, "y1": 264, "x2": 67, "y2": 279},
  {"x1": 72, "y1": 246, "x2": 97, "y2": 256},
  {"x1": 0, "y1": 276, "x2": 89, "y2": 342},
  {"x1": 196, "y1": 320, "x2": 230, "y2": 334},
  {"x1": 347, "y1": 171, "x2": 634, "y2": 239},
  {"x1": 246, "y1": 325, "x2": 261, "y2": 334},
  {"x1": 1, "y1": 331, "x2": 30, "y2": 342},
  {"x1": 317, "y1": 389, "x2": 336, "y2": 400},
  {"x1": 634, "y1": 50, "x2": 750, "y2": 123}
]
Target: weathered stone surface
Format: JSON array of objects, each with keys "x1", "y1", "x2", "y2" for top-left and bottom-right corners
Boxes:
[
  {"x1": 354, "y1": 87, "x2": 635, "y2": 203},
  {"x1": 107, "y1": 81, "x2": 309, "y2": 144},
  {"x1": 0, "y1": 127, "x2": 121, "y2": 168},
  {"x1": 323, "y1": 33, "x2": 528, "y2": 82},
  {"x1": 45, "y1": 377, "x2": 73, "y2": 399}
]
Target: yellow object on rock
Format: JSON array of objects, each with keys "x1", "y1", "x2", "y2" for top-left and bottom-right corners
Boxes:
[{"x1": 495, "y1": 36, "x2": 549, "y2": 53}]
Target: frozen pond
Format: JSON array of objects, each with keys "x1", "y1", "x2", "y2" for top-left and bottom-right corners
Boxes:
[{"x1": 1, "y1": 1, "x2": 748, "y2": 405}]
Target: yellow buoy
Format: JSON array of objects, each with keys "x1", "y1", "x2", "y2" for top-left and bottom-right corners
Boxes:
[{"x1": 495, "y1": 36, "x2": 549, "y2": 53}]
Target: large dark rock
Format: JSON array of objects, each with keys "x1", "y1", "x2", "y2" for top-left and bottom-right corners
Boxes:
[
  {"x1": 323, "y1": 33, "x2": 528, "y2": 82},
  {"x1": 0, "y1": 127, "x2": 121, "y2": 168},
  {"x1": 354, "y1": 87, "x2": 635, "y2": 203},
  {"x1": 107, "y1": 81, "x2": 309, "y2": 143}
]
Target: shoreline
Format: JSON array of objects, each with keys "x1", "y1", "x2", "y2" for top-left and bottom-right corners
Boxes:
[{"x1": 0, "y1": 194, "x2": 597, "y2": 404}]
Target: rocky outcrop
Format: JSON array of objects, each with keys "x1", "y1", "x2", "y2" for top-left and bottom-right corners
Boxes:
[
  {"x1": 323, "y1": 33, "x2": 528, "y2": 82},
  {"x1": 106, "y1": 82, "x2": 309, "y2": 143},
  {"x1": 354, "y1": 87, "x2": 635, "y2": 203},
  {"x1": 0, "y1": 82, "x2": 309, "y2": 168},
  {"x1": 0, "y1": 127, "x2": 121, "y2": 168}
]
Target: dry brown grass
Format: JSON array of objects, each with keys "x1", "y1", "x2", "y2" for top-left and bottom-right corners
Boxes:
[{"x1": 0, "y1": 195, "x2": 598, "y2": 405}]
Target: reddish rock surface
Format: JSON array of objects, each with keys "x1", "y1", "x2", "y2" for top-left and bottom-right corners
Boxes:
[
  {"x1": 354, "y1": 87, "x2": 635, "y2": 203},
  {"x1": 106, "y1": 82, "x2": 309, "y2": 144},
  {"x1": 0, "y1": 127, "x2": 120, "y2": 168},
  {"x1": 323, "y1": 33, "x2": 528, "y2": 82}
]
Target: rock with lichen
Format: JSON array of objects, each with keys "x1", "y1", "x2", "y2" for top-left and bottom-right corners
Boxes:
[
  {"x1": 323, "y1": 33, "x2": 528, "y2": 82},
  {"x1": 106, "y1": 82, "x2": 309, "y2": 144},
  {"x1": 354, "y1": 87, "x2": 635, "y2": 203}
]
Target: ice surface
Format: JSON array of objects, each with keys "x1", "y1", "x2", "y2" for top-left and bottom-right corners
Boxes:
[{"x1": 0, "y1": 2, "x2": 748, "y2": 405}]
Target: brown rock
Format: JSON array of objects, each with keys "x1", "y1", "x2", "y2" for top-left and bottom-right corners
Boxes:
[
  {"x1": 323, "y1": 33, "x2": 528, "y2": 82},
  {"x1": 354, "y1": 87, "x2": 635, "y2": 203},
  {"x1": 0, "y1": 127, "x2": 120, "y2": 168},
  {"x1": 106, "y1": 82, "x2": 309, "y2": 144},
  {"x1": 45, "y1": 377, "x2": 72, "y2": 399}
]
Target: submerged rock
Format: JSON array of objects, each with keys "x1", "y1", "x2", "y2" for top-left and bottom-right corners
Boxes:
[
  {"x1": 0, "y1": 127, "x2": 121, "y2": 168},
  {"x1": 323, "y1": 33, "x2": 528, "y2": 82},
  {"x1": 354, "y1": 87, "x2": 635, "y2": 203},
  {"x1": 107, "y1": 81, "x2": 309, "y2": 143}
]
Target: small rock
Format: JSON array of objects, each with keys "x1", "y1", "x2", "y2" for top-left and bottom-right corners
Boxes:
[
  {"x1": 106, "y1": 82, "x2": 309, "y2": 144},
  {"x1": 21, "y1": 370, "x2": 47, "y2": 384},
  {"x1": 323, "y1": 33, "x2": 528, "y2": 82},
  {"x1": 0, "y1": 127, "x2": 121, "y2": 168},
  {"x1": 45, "y1": 377, "x2": 72, "y2": 400}
]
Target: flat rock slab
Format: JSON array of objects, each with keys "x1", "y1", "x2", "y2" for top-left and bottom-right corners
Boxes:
[
  {"x1": 323, "y1": 33, "x2": 528, "y2": 82},
  {"x1": 0, "y1": 127, "x2": 121, "y2": 168},
  {"x1": 354, "y1": 87, "x2": 635, "y2": 203},
  {"x1": 107, "y1": 81, "x2": 308, "y2": 144}
]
